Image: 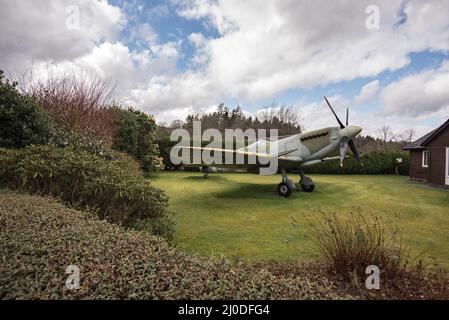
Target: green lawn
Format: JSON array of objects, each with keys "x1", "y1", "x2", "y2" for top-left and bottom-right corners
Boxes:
[{"x1": 152, "y1": 172, "x2": 449, "y2": 268}]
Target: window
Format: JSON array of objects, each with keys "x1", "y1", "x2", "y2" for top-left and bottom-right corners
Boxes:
[{"x1": 422, "y1": 150, "x2": 429, "y2": 168}]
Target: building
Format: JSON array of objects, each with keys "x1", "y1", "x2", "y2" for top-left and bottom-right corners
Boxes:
[{"x1": 404, "y1": 119, "x2": 449, "y2": 187}]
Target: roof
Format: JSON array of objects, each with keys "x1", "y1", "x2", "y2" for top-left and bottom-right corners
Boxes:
[{"x1": 404, "y1": 118, "x2": 449, "y2": 150}]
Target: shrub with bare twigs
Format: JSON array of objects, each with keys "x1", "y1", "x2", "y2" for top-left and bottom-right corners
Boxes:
[
  {"x1": 28, "y1": 74, "x2": 118, "y2": 148},
  {"x1": 314, "y1": 209, "x2": 406, "y2": 282}
]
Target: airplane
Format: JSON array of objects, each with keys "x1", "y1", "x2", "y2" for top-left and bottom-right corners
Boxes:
[{"x1": 171, "y1": 97, "x2": 362, "y2": 197}]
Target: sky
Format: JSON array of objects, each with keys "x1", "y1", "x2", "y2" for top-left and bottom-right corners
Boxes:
[{"x1": 1, "y1": 0, "x2": 449, "y2": 138}]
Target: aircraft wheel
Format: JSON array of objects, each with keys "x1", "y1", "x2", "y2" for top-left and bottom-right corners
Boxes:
[
  {"x1": 301, "y1": 184, "x2": 315, "y2": 193},
  {"x1": 278, "y1": 182, "x2": 293, "y2": 197}
]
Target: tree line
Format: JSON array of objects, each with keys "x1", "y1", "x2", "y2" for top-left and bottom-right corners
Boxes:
[{"x1": 163, "y1": 104, "x2": 303, "y2": 136}]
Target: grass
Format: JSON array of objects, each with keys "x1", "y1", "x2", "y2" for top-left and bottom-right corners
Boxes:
[{"x1": 152, "y1": 172, "x2": 449, "y2": 268}]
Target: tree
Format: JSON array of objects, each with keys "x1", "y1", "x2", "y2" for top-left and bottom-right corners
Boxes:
[
  {"x1": 399, "y1": 128, "x2": 416, "y2": 144},
  {"x1": 257, "y1": 105, "x2": 302, "y2": 135},
  {"x1": 377, "y1": 125, "x2": 394, "y2": 144},
  {"x1": 170, "y1": 120, "x2": 184, "y2": 129},
  {"x1": 0, "y1": 71, "x2": 53, "y2": 148},
  {"x1": 113, "y1": 107, "x2": 162, "y2": 173}
]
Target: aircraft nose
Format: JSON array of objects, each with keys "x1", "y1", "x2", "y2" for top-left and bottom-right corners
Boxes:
[
  {"x1": 342, "y1": 125, "x2": 362, "y2": 138},
  {"x1": 351, "y1": 125, "x2": 362, "y2": 137}
]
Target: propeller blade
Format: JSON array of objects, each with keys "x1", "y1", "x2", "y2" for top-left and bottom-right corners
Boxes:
[
  {"x1": 346, "y1": 108, "x2": 349, "y2": 126},
  {"x1": 324, "y1": 96, "x2": 345, "y2": 129},
  {"x1": 348, "y1": 139, "x2": 361, "y2": 164},
  {"x1": 339, "y1": 137, "x2": 349, "y2": 167}
]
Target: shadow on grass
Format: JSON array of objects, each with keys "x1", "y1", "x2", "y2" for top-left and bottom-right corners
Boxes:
[
  {"x1": 183, "y1": 175, "x2": 227, "y2": 181},
  {"x1": 215, "y1": 182, "x2": 286, "y2": 199},
  {"x1": 214, "y1": 180, "x2": 348, "y2": 200}
]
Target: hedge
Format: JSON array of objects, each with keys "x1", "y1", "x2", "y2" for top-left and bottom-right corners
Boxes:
[
  {"x1": 0, "y1": 191, "x2": 349, "y2": 299},
  {"x1": 304, "y1": 150, "x2": 410, "y2": 175},
  {"x1": 0, "y1": 145, "x2": 173, "y2": 239}
]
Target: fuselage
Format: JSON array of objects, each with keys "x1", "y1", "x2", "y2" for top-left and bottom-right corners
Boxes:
[{"x1": 241, "y1": 125, "x2": 362, "y2": 166}]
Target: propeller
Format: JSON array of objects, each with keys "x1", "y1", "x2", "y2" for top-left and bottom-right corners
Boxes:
[
  {"x1": 348, "y1": 140, "x2": 361, "y2": 164},
  {"x1": 324, "y1": 96, "x2": 345, "y2": 129},
  {"x1": 340, "y1": 137, "x2": 349, "y2": 167},
  {"x1": 324, "y1": 97, "x2": 362, "y2": 167}
]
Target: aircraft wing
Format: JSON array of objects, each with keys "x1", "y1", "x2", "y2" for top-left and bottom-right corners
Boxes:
[
  {"x1": 171, "y1": 145, "x2": 300, "y2": 166},
  {"x1": 171, "y1": 145, "x2": 347, "y2": 170},
  {"x1": 298, "y1": 156, "x2": 344, "y2": 168}
]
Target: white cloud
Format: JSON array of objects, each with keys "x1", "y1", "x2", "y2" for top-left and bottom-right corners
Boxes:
[
  {"x1": 354, "y1": 80, "x2": 380, "y2": 105},
  {"x1": 129, "y1": 23, "x2": 158, "y2": 45},
  {"x1": 0, "y1": 0, "x2": 185, "y2": 116},
  {"x1": 173, "y1": 0, "x2": 449, "y2": 103},
  {"x1": 380, "y1": 60, "x2": 449, "y2": 116},
  {"x1": 1, "y1": 0, "x2": 449, "y2": 130},
  {"x1": 0, "y1": 0, "x2": 125, "y2": 73},
  {"x1": 188, "y1": 32, "x2": 209, "y2": 66},
  {"x1": 294, "y1": 95, "x2": 350, "y2": 132},
  {"x1": 149, "y1": 3, "x2": 170, "y2": 18}
]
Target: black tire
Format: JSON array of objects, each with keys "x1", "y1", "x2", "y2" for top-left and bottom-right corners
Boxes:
[
  {"x1": 301, "y1": 184, "x2": 315, "y2": 193},
  {"x1": 278, "y1": 182, "x2": 293, "y2": 197}
]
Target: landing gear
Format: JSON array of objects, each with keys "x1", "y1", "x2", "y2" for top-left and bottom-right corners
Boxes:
[
  {"x1": 298, "y1": 168, "x2": 315, "y2": 193},
  {"x1": 278, "y1": 169, "x2": 296, "y2": 197},
  {"x1": 301, "y1": 184, "x2": 315, "y2": 192},
  {"x1": 201, "y1": 166, "x2": 211, "y2": 178}
]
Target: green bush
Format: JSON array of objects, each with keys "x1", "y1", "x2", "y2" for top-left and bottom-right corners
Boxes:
[
  {"x1": 156, "y1": 134, "x2": 180, "y2": 169},
  {"x1": 304, "y1": 150, "x2": 410, "y2": 175},
  {"x1": 0, "y1": 145, "x2": 172, "y2": 238},
  {"x1": 0, "y1": 191, "x2": 346, "y2": 299},
  {"x1": 0, "y1": 71, "x2": 54, "y2": 148},
  {"x1": 113, "y1": 107, "x2": 163, "y2": 173}
]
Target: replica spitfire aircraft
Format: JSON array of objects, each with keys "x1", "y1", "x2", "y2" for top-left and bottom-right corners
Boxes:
[{"x1": 172, "y1": 97, "x2": 362, "y2": 197}]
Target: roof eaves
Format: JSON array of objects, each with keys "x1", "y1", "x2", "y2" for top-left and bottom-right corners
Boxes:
[{"x1": 421, "y1": 118, "x2": 449, "y2": 146}]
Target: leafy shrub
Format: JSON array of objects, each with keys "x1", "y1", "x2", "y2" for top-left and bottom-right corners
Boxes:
[
  {"x1": 0, "y1": 191, "x2": 346, "y2": 299},
  {"x1": 304, "y1": 150, "x2": 410, "y2": 175},
  {"x1": 0, "y1": 71, "x2": 54, "y2": 148},
  {"x1": 133, "y1": 214, "x2": 176, "y2": 242},
  {"x1": 0, "y1": 145, "x2": 172, "y2": 238},
  {"x1": 155, "y1": 134, "x2": 175, "y2": 169},
  {"x1": 314, "y1": 209, "x2": 405, "y2": 282},
  {"x1": 113, "y1": 107, "x2": 163, "y2": 173}
]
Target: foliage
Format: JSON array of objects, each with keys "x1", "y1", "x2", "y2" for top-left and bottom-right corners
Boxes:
[
  {"x1": 0, "y1": 145, "x2": 172, "y2": 238},
  {"x1": 304, "y1": 150, "x2": 410, "y2": 175},
  {"x1": 0, "y1": 70, "x2": 54, "y2": 148},
  {"x1": 113, "y1": 107, "x2": 163, "y2": 173},
  {"x1": 155, "y1": 134, "x2": 177, "y2": 169},
  {"x1": 0, "y1": 191, "x2": 346, "y2": 299},
  {"x1": 28, "y1": 74, "x2": 118, "y2": 148},
  {"x1": 313, "y1": 209, "x2": 406, "y2": 282},
  {"x1": 0, "y1": 71, "x2": 117, "y2": 157},
  {"x1": 176, "y1": 104, "x2": 302, "y2": 135},
  {"x1": 355, "y1": 135, "x2": 406, "y2": 153}
]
